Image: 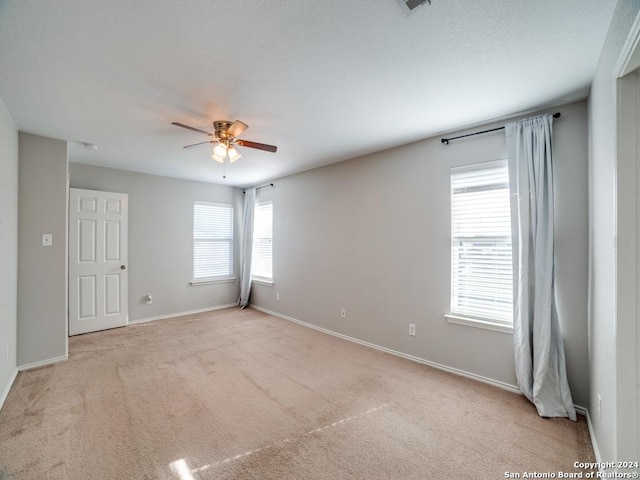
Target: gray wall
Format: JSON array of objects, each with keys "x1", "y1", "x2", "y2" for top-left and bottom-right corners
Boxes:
[
  {"x1": 588, "y1": 0, "x2": 640, "y2": 463},
  {"x1": 251, "y1": 100, "x2": 590, "y2": 408},
  {"x1": 0, "y1": 98, "x2": 18, "y2": 406},
  {"x1": 69, "y1": 164, "x2": 242, "y2": 322},
  {"x1": 17, "y1": 133, "x2": 68, "y2": 367}
]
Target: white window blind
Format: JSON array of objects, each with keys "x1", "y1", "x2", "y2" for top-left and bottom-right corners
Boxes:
[
  {"x1": 193, "y1": 201, "x2": 233, "y2": 280},
  {"x1": 252, "y1": 201, "x2": 273, "y2": 281},
  {"x1": 450, "y1": 160, "x2": 513, "y2": 324}
]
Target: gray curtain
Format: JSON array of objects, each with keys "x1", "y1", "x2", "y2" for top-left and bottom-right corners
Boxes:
[
  {"x1": 505, "y1": 114, "x2": 576, "y2": 420},
  {"x1": 238, "y1": 188, "x2": 255, "y2": 309}
]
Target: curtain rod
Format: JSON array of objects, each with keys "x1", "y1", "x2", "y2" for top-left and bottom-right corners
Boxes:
[
  {"x1": 243, "y1": 183, "x2": 274, "y2": 194},
  {"x1": 441, "y1": 112, "x2": 561, "y2": 145}
]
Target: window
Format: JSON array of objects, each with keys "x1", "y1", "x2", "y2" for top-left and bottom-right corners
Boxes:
[
  {"x1": 193, "y1": 201, "x2": 233, "y2": 281},
  {"x1": 449, "y1": 160, "x2": 513, "y2": 328},
  {"x1": 252, "y1": 201, "x2": 273, "y2": 282}
]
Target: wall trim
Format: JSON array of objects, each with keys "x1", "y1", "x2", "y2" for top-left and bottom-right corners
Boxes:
[
  {"x1": 614, "y1": 8, "x2": 640, "y2": 77},
  {"x1": 0, "y1": 369, "x2": 18, "y2": 412},
  {"x1": 249, "y1": 305, "x2": 521, "y2": 394},
  {"x1": 129, "y1": 304, "x2": 237, "y2": 325},
  {"x1": 18, "y1": 355, "x2": 68, "y2": 372},
  {"x1": 576, "y1": 405, "x2": 602, "y2": 464}
]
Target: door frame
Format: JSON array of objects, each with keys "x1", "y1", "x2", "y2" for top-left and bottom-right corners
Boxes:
[{"x1": 614, "y1": 11, "x2": 640, "y2": 463}]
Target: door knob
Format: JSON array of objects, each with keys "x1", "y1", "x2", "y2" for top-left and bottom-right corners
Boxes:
[{"x1": 120, "y1": 265, "x2": 126, "y2": 270}]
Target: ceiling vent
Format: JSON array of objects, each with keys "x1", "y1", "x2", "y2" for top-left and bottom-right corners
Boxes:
[{"x1": 396, "y1": 0, "x2": 431, "y2": 14}]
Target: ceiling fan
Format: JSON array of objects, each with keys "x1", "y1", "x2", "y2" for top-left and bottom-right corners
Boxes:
[{"x1": 171, "y1": 120, "x2": 277, "y2": 163}]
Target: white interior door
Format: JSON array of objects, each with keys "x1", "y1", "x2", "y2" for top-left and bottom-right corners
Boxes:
[{"x1": 69, "y1": 188, "x2": 128, "y2": 335}]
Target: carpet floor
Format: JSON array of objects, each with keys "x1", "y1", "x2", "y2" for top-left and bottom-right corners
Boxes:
[{"x1": 0, "y1": 307, "x2": 594, "y2": 479}]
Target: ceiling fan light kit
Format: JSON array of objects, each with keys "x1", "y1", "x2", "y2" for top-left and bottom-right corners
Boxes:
[
  {"x1": 172, "y1": 119, "x2": 277, "y2": 166},
  {"x1": 228, "y1": 146, "x2": 241, "y2": 163},
  {"x1": 212, "y1": 143, "x2": 228, "y2": 163}
]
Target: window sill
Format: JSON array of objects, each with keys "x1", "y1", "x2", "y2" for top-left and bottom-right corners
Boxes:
[
  {"x1": 252, "y1": 278, "x2": 274, "y2": 286},
  {"x1": 190, "y1": 277, "x2": 236, "y2": 286},
  {"x1": 445, "y1": 314, "x2": 513, "y2": 334}
]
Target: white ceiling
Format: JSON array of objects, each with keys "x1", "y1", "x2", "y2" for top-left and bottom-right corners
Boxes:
[{"x1": 0, "y1": 0, "x2": 617, "y2": 187}]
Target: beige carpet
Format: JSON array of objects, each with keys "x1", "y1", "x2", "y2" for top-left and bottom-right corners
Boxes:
[{"x1": 0, "y1": 307, "x2": 594, "y2": 479}]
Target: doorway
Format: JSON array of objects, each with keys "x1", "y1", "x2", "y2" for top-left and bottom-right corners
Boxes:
[{"x1": 68, "y1": 188, "x2": 129, "y2": 335}]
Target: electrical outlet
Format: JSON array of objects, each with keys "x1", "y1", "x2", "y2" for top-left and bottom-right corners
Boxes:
[
  {"x1": 341, "y1": 308, "x2": 346, "y2": 318},
  {"x1": 409, "y1": 323, "x2": 416, "y2": 336},
  {"x1": 597, "y1": 394, "x2": 602, "y2": 421},
  {"x1": 146, "y1": 294, "x2": 152, "y2": 305},
  {"x1": 276, "y1": 292, "x2": 280, "y2": 301}
]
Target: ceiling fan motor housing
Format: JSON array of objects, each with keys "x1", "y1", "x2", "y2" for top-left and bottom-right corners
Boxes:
[{"x1": 213, "y1": 121, "x2": 233, "y2": 139}]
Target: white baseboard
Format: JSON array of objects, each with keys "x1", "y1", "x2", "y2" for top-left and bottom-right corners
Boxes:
[
  {"x1": 250, "y1": 305, "x2": 521, "y2": 395},
  {"x1": 129, "y1": 304, "x2": 237, "y2": 325},
  {"x1": 0, "y1": 368, "x2": 18, "y2": 412},
  {"x1": 18, "y1": 355, "x2": 68, "y2": 372},
  {"x1": 578, "y1": 406, "x2": 601, "y2": 464}
]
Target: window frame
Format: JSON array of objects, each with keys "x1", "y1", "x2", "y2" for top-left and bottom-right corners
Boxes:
[
  {"x1": 191, "y1": 201, "x2": 234, "y2": 284},
  {"x1": 251, "y1": 200, "x2": 273, "y2": 284},
  {"x1": 446, "y1": 159, "x2": 514, "y2": 334}
]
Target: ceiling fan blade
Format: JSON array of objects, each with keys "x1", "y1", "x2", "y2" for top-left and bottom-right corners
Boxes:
[
  {"x1": 183, "y1": 140, "x2": 215, "y2": 149},
  {"x1": 235, "y1": 139, "x2": 277, "y2": 153},
  {"x1": 227, "y1": 120, "x2": 249, "y2": 139},
  {"x1": 171, "y1": 122, "x2": 213, "y2": 136}
]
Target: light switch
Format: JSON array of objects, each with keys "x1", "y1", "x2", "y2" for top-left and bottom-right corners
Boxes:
[{"x1": 42, "y1": 234, "x2": 53, "y2": 246}]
